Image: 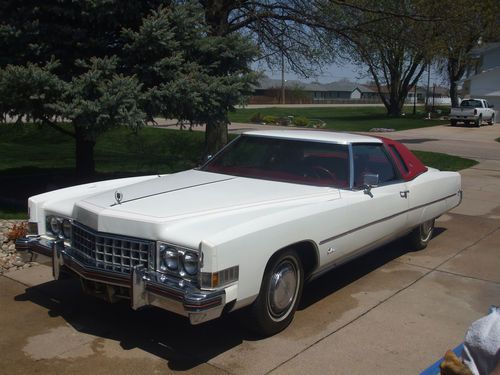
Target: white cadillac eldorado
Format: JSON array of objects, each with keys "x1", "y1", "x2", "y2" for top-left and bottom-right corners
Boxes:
[{"x1": 16, "y1": 130, "x2": 462, "y2": 336}]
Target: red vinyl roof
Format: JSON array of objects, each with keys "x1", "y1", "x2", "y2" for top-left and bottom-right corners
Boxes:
[{"x1": 377, "y1": 136, "x2": 428, "y2": 181}]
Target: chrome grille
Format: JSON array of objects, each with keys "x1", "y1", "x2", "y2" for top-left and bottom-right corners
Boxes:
[{"x1": 71, "y1": 222, "x2": 154, "y2": 274}]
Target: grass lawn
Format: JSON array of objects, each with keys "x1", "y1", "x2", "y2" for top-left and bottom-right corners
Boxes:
[
  {"x1": 413, "y1": 151, "x2": 478, "y2": 171},
  {"x1": 0, "y1": 123, "x2": 205, "y2": 173},
  {"x1": 0, "y1": 124, "x2": 207, "y2": 218},
  {"x1": 228, "y1": 106, "x2": 449, "y2": 132},
  {"x1": 0, "y1": 123, "x2": 475, "y2": 219}
]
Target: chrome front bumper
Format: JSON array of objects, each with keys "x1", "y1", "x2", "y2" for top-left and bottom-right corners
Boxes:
[{"x1": 15, "y1": 236, "x2": 226, "y2": 325}]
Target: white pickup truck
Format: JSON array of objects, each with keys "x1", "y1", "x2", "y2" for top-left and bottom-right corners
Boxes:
[{"x1": 450, "y1": 99, "x2": 496, "y2": 127}]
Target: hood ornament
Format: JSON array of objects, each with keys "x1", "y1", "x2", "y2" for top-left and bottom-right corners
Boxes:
[{"x1": 114, "y1": 190, "x2": 123, "y2": 204}]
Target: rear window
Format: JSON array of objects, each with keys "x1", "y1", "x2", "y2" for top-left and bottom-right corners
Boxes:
[
  {"x1": 460, "y1": 100, "x2": 482, "y2": 108},
  {"x1": 389, "y1": 144, "x2": 409, "y2": 174}
]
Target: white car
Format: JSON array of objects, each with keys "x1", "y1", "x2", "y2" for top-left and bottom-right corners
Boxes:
[{"x1": 16, "y1": 130, "x2": 462, "y2": 336}]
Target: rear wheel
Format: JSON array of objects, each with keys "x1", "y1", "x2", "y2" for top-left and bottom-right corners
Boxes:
[
  {"x1": 249, "y1": 249, "x2": 303, "y2": 337},
  {"x1": 488, "y1": 114, "x2": 495, "y2": 125},
  {"x1": 407, "y1": 219, "x2": 435, "y2": 250},
  {"x1": 450, "y1": 120, "x2": 457, "y2": 126},
  {"x1": 475, "y1": 115, "x2": 482, "y2": 127}
]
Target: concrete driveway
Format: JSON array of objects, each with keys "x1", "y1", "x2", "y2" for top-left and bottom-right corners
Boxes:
[{"x1": 1, "y1": 124, "x2": 499, "y2": 374}]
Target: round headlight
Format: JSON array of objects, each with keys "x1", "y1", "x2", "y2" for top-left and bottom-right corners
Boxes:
[
  {"x1": 183, "y1": 252, "x2": 199, "y2": 275},
  {"x1": 160, "y1": 247, "x2": 179, "y2": 271},
  {"x1": 62, "y1": 219, "x2": 72, "y2": 239},
  {"x1": 49, "y1": 216, "x2": 61, "y2": 235}
]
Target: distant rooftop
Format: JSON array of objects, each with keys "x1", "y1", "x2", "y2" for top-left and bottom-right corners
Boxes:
[{"x1": 256, "y1": 77, "x2": 375, "y2": 93}]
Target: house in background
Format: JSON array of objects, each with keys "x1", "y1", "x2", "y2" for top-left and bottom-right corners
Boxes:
[
  {"x1": 365, "y1": 84, "x2": 450, "y2": 106},
  {"x1": 249, "y1": 77, "x2": 379, "y2": 104},
  {"x1": 462, "y1": 42, "x2": 500, "y2": 110},
  {"x1": 250, "y1": 77, "x2": 453, "y2": 106},
  {"x1": 308, "y1": 81, "x2": 378, "y2": 102}
]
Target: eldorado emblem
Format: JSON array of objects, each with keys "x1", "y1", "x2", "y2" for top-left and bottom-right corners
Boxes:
[{"x1": 114, "y1": 190, "x2": 123, "y2": 204}]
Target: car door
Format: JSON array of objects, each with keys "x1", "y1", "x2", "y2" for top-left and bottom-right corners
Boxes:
[{"x1": 319, "y1": 143, "x2": 410, "y2": 265}]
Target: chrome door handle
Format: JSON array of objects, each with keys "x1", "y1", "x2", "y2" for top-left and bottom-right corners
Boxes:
[{"x1": 400, "y1": 190, "x2": 409, "y2": 198}]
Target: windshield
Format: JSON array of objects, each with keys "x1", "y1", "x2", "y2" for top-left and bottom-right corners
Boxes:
[{"x1": 202, "y1": 135, "x2": 350, "y2": 188}]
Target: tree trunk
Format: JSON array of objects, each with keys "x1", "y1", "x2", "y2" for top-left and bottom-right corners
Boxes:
[
  {"x1": 205, "y1": 121, "x2": 228, "y2": 157},
  {"x1": 201, "y1": 0, "x2": 233, "y2": 156},
  {"x1": 75, "y1": 126, "x2": 96, "y2": 180},
  {"x1": 386, "y1": 91, "x2": 405, "y2": 116},
  {"x1": 449, "y1": 79, "x2": 459, "y2": 108},
  {"x1": 448, "y1": 58, "x2": 464, "y2": 108},
  {"x1": 202, "y1": 0, "x2": 231, "y2": 36},
  {"x1": 387, "y1": 101, "x2": 402, "y2": 116}
]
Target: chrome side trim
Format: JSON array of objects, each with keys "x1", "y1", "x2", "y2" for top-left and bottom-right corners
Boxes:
[{"x1": 319, "y1": 192, "x2": 459, "y2": 245}]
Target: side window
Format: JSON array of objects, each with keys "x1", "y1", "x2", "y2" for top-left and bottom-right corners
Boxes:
[{"x1": 353, "y1": 144, "x2": 397, "y2": 188}]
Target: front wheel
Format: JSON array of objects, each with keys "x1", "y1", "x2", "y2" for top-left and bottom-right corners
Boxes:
[
  {"x1": 407, "y1": 219, "x2": 435, "y2": 250},
  {"x1": 450, "y1": 119, "x2": 457, "y2": 126},
  {"x1": 487, "y1": 114, "x2": 495, "y2": 125},
  {"x1": 249, "y1": 249, "x2": 304, "y2": 337}
]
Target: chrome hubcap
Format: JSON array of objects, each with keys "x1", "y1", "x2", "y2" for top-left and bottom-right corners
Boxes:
[{"x1": 268, "y1": 260, "x2": 298, "y2": 319}]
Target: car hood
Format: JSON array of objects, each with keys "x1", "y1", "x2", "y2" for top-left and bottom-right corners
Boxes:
[{"x1": 73, "y1": 170, "x2": 340, "y2": 241}]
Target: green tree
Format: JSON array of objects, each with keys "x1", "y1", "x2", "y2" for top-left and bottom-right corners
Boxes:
[
  {"x1": 0, "y1": 1, "x2": 258, "y2": 176},
  {"x1": 0, "y1": 58, "x2": 145, "y2": 178},
  {"x1": 421, "y1": 0, "x2": 500, "y2": 106},
  {"x1": 322, "y1": 0, "x2": 432, "y2": 116},
  {"x1": 122, "y1": 4, "x2": 259, "y2": 155},
  {"x1": 0, "y1": 0, "x2": 165, "y2": 178},
  {"x1": 195, "y1": 0, "x2": 340, "y2": 154}
]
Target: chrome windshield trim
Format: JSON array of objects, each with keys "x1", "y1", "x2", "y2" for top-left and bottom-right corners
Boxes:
[{"x1": 348, "y1": 143, "x2": 354, "y2": 189}]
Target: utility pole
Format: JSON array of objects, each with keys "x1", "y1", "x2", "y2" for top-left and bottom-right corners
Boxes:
[
  {"x1": 426, "y1": 63, "x2": 430, "y2": 114},
  {"x1": 413, "y1": 84, "x2": 417, "y2": 115},
  {"x1": 281, "y1": 50, "x2": 285, "y2": 104},
  {"x1": 432, "y1": 84, "x2": 436, "y2": 113}
]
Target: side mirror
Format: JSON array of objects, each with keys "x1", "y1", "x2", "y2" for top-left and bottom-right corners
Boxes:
[{"x1": 362, "y1": 173, "x2": 379, "y2": 198}]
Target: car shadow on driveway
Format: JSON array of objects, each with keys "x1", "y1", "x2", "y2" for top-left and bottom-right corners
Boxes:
[
  {"x1": 14, "y1": 278, "x2": 250, "y2": 370},
  {"x1": 300, "y1": 227, "x2": 446, "y2": 309},
  {"x1": 13, "y1": 228, "x2": 445, "y2": 370}
]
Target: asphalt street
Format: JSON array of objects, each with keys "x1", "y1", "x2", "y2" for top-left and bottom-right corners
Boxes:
[{"x1": 1, "y1": 121, "x2": 499, "y2": 374}]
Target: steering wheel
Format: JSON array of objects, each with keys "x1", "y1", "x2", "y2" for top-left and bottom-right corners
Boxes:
[{"x1": 310, "y1": 166, "x2": 336, "y2": 180}]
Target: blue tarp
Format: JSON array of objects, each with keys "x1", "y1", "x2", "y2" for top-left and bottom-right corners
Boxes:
[{"x1": 420, "y1": 343, "x2": 464, "y2": 375}]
